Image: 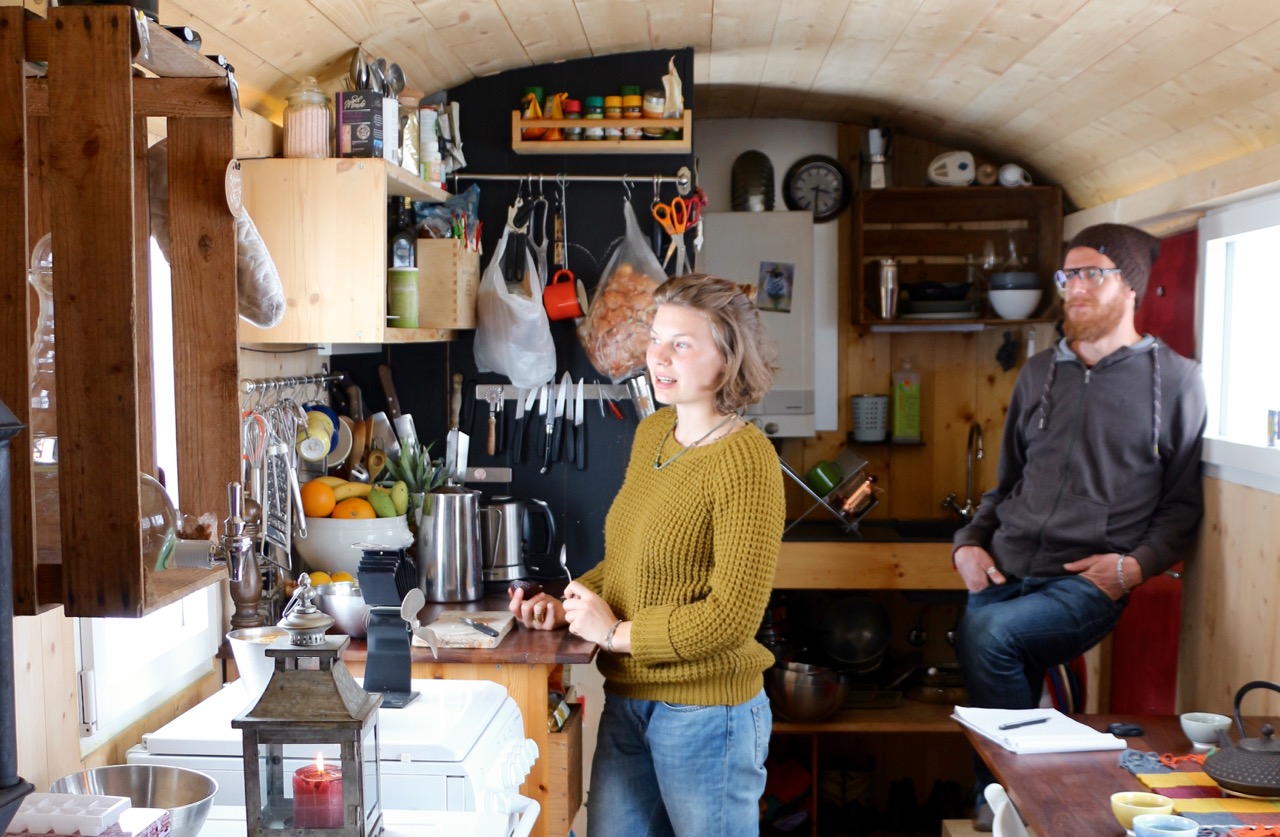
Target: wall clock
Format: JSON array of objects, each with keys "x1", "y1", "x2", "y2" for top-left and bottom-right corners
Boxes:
[{"x1": 782, "y1": 155, "x2": 853, "y2": 222}]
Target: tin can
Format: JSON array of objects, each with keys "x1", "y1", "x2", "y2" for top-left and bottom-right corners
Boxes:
[{"x1": 877, "y1": 259, "x2": 899, "y2": 320}]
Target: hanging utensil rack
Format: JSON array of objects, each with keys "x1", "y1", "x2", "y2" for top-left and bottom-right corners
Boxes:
[
  {"x1": 453, "y1": 166, "x2": 693, "y2": 195},
  {"x1": 240, "y1": 370, "x2": 346, "y2": 398}
]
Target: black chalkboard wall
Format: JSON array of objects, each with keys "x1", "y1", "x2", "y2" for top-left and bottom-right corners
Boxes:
[{"x1": 335, "y1": 48, "x2": 696, "y2": 579}]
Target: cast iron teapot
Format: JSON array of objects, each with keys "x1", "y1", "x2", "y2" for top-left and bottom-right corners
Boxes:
[{"x1": 1204, "y1": 680, "x2": 1280, "y2": 797}]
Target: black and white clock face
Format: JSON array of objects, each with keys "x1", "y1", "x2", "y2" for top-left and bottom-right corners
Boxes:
[{"x1": 783, "y1": 155, "x2": 853, "y2": 222}]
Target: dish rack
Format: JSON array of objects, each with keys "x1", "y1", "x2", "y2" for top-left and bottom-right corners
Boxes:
[{"x1": 780, "y1": 448, "x2": 881, "y2": 534}]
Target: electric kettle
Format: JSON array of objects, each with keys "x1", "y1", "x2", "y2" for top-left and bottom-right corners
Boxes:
[{"x1": 479, "y1": 496, "x2": 555, "y2": 582}]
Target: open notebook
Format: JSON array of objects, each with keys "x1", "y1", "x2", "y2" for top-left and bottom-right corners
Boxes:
[{"x1": 953, "y1": 706, "x2": 1127, "y2": 755}]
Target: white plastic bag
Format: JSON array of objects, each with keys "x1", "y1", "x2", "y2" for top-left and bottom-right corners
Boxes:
[{"x1": 474, "y1": 226, "x2": 556, "y2": 388}]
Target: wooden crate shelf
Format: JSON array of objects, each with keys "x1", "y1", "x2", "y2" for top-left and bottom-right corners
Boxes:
[{"x1": 511, "y1": 110, "x2": 692, "y2": 154}]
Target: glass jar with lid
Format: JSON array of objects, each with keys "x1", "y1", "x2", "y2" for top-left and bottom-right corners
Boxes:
[{"x1": 283, "y1": 76, "x2": 330, "y2": 159}]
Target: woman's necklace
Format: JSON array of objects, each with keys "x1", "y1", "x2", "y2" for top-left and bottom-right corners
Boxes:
[{"x1": 653, "y1": 413, "x2": 739, "y2": 470}]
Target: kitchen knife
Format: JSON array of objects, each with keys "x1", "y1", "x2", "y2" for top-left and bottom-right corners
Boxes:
[
  {"x1": 345, "y1": 383, "x2": 367, "y2": 421},
  {"x1": 574, "y1": 378, "x2": 585, "y2": 471},
  {"x1": 540, "y1": 378, "x2": 555, "y2": 474},
  {"x1": 377, "y1": 363, "x2": 402, "y2": 419},
  {"x1": 564, "y1": 374, "x2": 576, "y2": 465},
  {"x1": 550, "y1": 372, "x2": 569, "y2": 464},
  {"x1": 512, "y1": 387, "x2": 530, "y2": 464},
  {"x1": 446, "y1": 373, "x2": 466, "y2": 480},
  {"x1": 461, "y1": 617, "x2": 500, "y2": 638},
  {"x1": 495, "y1": 392, "x2": 507, "y2": 454}
]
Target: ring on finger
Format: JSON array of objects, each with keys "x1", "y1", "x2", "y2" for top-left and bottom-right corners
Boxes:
[{"x1": 985, "y1": 566, "x2": 998, "y2": 576}]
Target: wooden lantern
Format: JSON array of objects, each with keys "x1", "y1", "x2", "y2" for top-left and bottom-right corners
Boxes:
[{"x1": 231, "y1": 633, "x2": 382, "y2": 837}]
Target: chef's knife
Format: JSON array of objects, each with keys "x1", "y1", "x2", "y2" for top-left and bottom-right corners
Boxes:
[
  {"x1": 551, "y1": 372, "x2": 569, "y2": 464},
  {"x1": 447, "y1": 373, "x2": 469, "y2": 481},
  {"x1": 377, "y1": 363, "x2": 401, "y2": 419},
  {"x1": 564, "y1": 374, "x2": 576, "y2": 465},
  {"x1": 495, "y1": 392, "x2": 507, "y2": 454},
  {"x1": 461, "y1": 616, "x2": 500, "y2": 637},
  {"x1": 574, "y1": 378, "x2": 586, "y2": 471},
  {"x1": 540, "y1": 378, "x2": 556, "y2": 474},
  {"x1": 512, "y1": 387, "x2": 531, "y2": 464}
]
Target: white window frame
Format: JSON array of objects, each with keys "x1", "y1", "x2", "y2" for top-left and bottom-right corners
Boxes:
[{"x1": 1198, "y1": 193, "x2": 1280, "y2": 495}]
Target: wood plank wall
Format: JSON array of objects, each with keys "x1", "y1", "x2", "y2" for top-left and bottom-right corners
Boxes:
[{"x1": 1180, "y1": 476, "x2": 1280, "y2": 715}]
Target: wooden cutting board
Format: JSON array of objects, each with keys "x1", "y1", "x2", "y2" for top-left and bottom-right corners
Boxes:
[{"x1": 413, "y1": 610, "x2": 515, "y2": 649}]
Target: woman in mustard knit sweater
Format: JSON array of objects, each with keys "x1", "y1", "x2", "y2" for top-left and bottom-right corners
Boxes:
[{"x1": 508, "y1": 273, "x2": 786, "y2": 837}]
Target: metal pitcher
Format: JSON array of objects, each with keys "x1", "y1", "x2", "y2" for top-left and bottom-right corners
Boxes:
[{"x1": 417, "y1": 485, "x2": 491, "y2": 602}]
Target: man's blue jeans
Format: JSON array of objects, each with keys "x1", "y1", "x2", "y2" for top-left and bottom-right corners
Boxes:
[
  {"x1": 587, "y1": 688, "x2": 771, "y2": 837},
  {"x1": 955, "y1": 575, "x2": 1126, "y2": 798}
]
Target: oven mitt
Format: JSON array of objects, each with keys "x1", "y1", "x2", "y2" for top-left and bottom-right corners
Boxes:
[{"x1": 147, "y1": 139, "x2": 285, "y2": 328}]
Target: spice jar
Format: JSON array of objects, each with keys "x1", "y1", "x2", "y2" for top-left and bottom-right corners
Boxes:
[
  {"x1": 622, "y1": 94, "x2": 643, "y2": 140},
  {"x1": 563, "y1": 98, "x2": 583, "y2": 140},
  {"x1": 583, "y1": 96, "x2": 605, "y2": 140},
  {"x1": 283, "y1": 76, "x2": 330, "y2": 158},
  {"x1": 642, "y1": 89, "x2": 665, "y2": 138}
]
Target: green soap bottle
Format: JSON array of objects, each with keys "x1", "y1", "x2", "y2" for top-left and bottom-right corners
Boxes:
[{"x1": 892, "y1": 358, "x2": 921, "y2": 443}]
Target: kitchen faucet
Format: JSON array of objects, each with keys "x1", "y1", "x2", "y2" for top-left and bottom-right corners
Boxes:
[{"x1": 943, "y1": 421, "x2": 984, "y2": 521}]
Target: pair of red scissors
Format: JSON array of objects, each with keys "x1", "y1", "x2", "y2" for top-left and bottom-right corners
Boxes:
[{"x1": 651, "y1": 196, "x2": 700, "y2": 236}]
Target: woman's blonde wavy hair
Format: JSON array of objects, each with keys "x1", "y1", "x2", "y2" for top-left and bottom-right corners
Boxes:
[{"x1": 652, "y1": 273, "x2": 779, "y2": 415}]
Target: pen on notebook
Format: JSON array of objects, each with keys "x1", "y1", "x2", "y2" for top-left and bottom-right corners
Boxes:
[{"x1": 999, "y1": 717, "x2": 1051, "y2": 731}]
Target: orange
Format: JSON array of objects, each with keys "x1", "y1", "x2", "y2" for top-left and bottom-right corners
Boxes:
[
  {"x1": 300, "y1": 479, "x2": 337, "y2": 518},
  {"x1": 331, "y1": 497, "x2": 376, "y2": 519}
]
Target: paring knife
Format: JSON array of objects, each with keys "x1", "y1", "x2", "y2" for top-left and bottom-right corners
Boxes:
[
  {"x1": 510, "y1": 388, "x2": 527, "y2": 463},
  {"x1": 461, "y1": 617, "x2": 500, "y2": 637},
  {"x1": 539, "y1": 380, "x2": 554, "y2": 474},
  {"x1": 574, "y1": 378, "x2": 586, "y2": 471}
]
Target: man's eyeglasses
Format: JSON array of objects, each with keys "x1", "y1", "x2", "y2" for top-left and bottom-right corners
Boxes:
[{"x1": 1053, "y1": 267, "x2": 1122, "y2": 289}]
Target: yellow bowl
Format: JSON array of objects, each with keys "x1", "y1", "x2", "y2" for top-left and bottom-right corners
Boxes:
[{"x1": 1111, "y1": 792, "x2": 1174, "y2": 830}]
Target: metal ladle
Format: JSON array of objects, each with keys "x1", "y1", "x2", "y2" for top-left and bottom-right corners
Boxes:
[{"x1": 349, "y1": 49, "x2": 366, "y2": 90}]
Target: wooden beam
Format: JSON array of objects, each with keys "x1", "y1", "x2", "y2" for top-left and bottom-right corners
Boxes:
[
  {"x1": 47, "y1": 6, "x2": 146, "y2": 617},
  {"x1": 0, "y1": 5, "x2": 36, "y2": 614}
]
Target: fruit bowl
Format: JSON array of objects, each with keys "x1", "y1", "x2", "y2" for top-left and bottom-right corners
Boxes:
[{"x1": 293, "y1": 514, "x2": 412, "y2": 576}]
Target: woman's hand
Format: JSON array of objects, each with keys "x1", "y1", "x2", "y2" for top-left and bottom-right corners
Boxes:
[
  {"x1": 508, "y1": 587, "x2": 566, "y2": 630},
  {"x1": 561, "y1": 581, "x2": 619, "y2": 646}
]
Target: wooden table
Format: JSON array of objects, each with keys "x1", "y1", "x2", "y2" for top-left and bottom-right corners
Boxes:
[
  {"x1": 963, "y1": 713, "x2": 1159, "y2": 834},
  {"x1": 340, "y1": 594, "x2": 597, "y2": 837},
  {"x1": 961, "y1": 713, "x2": 1274, "y2": 835}
]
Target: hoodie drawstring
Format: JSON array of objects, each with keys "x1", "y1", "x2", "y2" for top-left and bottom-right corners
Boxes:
[{"x1": 1037, "y1": 343, "x2": 1162, "y2": 461}]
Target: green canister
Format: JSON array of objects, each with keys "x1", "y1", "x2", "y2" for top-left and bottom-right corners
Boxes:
[{"x1": 387, "y1": 267, "x2": 420, "y2": 328}]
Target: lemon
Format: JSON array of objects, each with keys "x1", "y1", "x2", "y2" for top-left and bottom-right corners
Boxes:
[
  {"x1": 306, "y1": 571, "x2": 333, "y2": 586},
  {"x1": 331, "y1": 571, "x2": 355, "y2": 583}
]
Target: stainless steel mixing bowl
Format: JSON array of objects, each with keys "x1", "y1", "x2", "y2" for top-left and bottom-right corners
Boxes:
[
  {"x1": 765, "y1": 661, "x2": 848, "y2": 722},
  {"x1": 50, "y1": 764, "x2": 217, "y2": 837},
  {"x1": 314, "y1": 581, "x2": 371, "y2": 637}
]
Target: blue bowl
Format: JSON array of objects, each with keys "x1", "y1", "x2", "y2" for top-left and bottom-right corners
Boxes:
[
  {"x1": 1133, "y1": 813, "x2": 1198, "y2": 837},
  {"x1": 988, "y1": 271, "x2": 1040, "y2": 289}
]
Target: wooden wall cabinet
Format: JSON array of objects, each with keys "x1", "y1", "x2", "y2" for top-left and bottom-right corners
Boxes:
[
  {"x1": 237, "y1": 158, "x2": 455, "y2": 345},
  {"x1": 853, "y1": 186, "x2": 1063, "y2": 326},
  {"x1": 3, "y1": 8, "x2": 239, "y2": 617}
]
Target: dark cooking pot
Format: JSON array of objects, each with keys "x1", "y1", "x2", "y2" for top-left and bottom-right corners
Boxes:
[
  {"x1": 820, "y1": 595, "x2": 890, "y2": 668},
  {"x1": 1203, "y1": 680, "x2": 1280, "y2": 797}
]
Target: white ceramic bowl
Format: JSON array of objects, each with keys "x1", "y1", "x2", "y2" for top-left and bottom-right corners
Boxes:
[
  {"x1": 226, "y1": 626, "x2": 287, "y2": 703},
  {"x1": 293, "y1": 514, "x2": 412, "y2": 576},
  {"x1": 988, "y1": 271, "x2": 1040, "y2": 290},
  {"x1": 1180, "y1": 711, "x2": 1232, "y2": 749},
  {"x1": 1133, "y1": 813, "x2": 1198, "y2": 837},
  {"x1": 989, "y1": 288, "x2": 1042, "y2": 319}
]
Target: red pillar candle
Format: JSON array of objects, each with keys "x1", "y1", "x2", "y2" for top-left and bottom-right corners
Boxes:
[{"x1": 292, "y1": 754, "x2": 343, "y2": 828}]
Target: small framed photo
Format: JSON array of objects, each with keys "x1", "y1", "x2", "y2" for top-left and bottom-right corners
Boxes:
[{"x1": 757, "y1": 261, "x2": 795, "y2": 312}]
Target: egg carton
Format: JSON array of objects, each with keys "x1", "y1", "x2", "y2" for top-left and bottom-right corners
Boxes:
[{"x1": 7, "y1": 793, "x2": 130, "y2": 836}]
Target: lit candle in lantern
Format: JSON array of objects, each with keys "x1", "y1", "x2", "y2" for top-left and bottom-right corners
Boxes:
[{"x1": 292, "y1": 752, "x2": 343, "y2": 828}]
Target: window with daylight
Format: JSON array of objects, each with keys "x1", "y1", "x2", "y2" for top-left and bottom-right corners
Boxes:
[{"x1": 1198, "y1": 194, "x2": 1280, "y2": 493}]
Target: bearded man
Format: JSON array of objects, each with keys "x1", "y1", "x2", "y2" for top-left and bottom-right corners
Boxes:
[{"x1": 952, "y1": 223, "x2": 1206, "y2": 830}]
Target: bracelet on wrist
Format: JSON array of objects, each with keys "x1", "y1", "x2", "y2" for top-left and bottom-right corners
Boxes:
[
  {"x1": 603, "y1": 619, "x2": 623, "y2": 653},
  {"x1": 1117, "y1": 555, "x2": 1130, "y2": 595}
]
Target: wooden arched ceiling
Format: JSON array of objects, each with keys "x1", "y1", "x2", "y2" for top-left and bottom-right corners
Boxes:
[{"x1": 157, "y1": 0, "x2": 1280, "y2": 210}]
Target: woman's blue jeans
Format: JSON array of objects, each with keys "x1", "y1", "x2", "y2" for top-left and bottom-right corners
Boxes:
[
  {"x1": 956, "y1": 574, "x2": 1126, "y2": 799},
  {"x1": 587, "y1": 688, "x2": 771, "y2": 837}
]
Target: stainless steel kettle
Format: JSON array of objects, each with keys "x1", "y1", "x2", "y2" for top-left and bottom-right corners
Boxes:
[
  {"x1": 1203, "y1": 680, "x2": 1280, "y2": 797},
  {"x1": 416, "y1": 485, "x2": 493, "y2": 602},
  {"x1": 479, "y1": 496, "x2": 555, "y2": 582}
]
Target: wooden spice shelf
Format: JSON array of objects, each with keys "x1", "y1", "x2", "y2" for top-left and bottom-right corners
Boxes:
[{"x1": 510, "y1": 110, "x2": 692, "y2": 154}]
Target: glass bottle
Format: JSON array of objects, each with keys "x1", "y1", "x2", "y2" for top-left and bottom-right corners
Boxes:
[{"x1": 28, "y1": 233, "x2": 62, "y2": 558}]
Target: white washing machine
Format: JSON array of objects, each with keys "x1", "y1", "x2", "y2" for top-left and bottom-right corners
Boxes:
[{"x1": 128, "y1": 679, "x2": 537, "y2": 815}]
